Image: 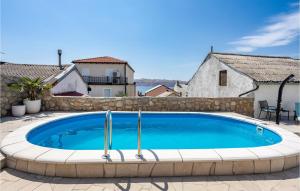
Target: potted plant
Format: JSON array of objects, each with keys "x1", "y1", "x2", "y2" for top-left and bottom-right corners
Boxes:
[
  {"x1": 11, "y1": 101, "x2": 26, "y2": 117},
  {"x1": 8, "y1": 77, "x2": 51, "y2": 114}
]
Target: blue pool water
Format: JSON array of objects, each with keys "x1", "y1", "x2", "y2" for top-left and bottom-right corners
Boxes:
[{"x1": 27, "y1": 113, "x2": 282, "y2": 150}]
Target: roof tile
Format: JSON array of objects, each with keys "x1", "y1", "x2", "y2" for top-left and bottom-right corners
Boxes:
[
  {"x1": 0, "y1": 63, "x2": 69, "y2": 82},
  {"x1": 72, "y1": 56, "x2": 127, "y2": 64},
  {"x1": 211, "y1": 53, "x2": 300, "y2": 82}
]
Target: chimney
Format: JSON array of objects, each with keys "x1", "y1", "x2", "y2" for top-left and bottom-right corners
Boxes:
[
  {"x1": 57, "y1": 49, "x2": 63, "y2": 70},
  {"x1": 210, "y1": 46, "x2": 214, "y2": 53}
]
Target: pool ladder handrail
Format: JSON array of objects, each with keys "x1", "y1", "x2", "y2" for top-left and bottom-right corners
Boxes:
[
  {"x1": 103, "y1": 110, "x2": 112, "y2": 158},
  {"x1": 136, "y1": 110, "x2": 142, "y2": 158}
]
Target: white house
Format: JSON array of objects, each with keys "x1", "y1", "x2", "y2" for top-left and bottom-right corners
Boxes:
[
  {"x1": 73, "y1": 56, "x2": 136, "y2": 97},
  {"x1": 49, "y1": 64, "x2": 88, "y2": 96},
  {"x1": 1, "y1": 62, "x2": 88, "y2": 96},
  {"x1": 174, "y1": 81, "x2": 188, "y2": 97},
  {"x1": 187, "y1": 52, "x2": 300, "y2": 118}
]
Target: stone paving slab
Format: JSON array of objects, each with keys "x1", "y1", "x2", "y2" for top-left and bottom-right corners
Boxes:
[{"x1": 0, "y1": 167, "x2": 299, "y2": 191}]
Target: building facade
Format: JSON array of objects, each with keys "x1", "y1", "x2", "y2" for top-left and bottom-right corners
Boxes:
[
  {"x1": 145, "y1": 85, "x2": 178, "y2": 97},
  {"x1": 187, "y1": 52, "x2": 300, "y2": 118},
  {"x1": 73, "y1": 56, "x2": 136, "y2": 97},
  {"x1": 50, "y1": 64, "x2": 88, "y2": 96},
  {"x1": 0, "y1": 62, "x2": 88, "y2": 116}
]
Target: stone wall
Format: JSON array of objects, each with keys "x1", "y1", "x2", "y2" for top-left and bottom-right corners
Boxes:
[
  {"x1": 0, "y1": 76, "x2": 26, "y2": 116},
  {"x1": 43, "y1": 95, "x2": 254, "y2": 116}
]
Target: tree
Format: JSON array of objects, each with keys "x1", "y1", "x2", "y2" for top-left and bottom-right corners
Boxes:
[{"x1": 8, "y1": 77, "x2": 52, "y2": 100}]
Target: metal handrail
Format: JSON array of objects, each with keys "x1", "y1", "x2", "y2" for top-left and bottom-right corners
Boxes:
[
  {"x1": 108, "y1": 111, "x2": 112, "y2": 149},
  {"x1": 136, "y1": 110, "x2": 142, "y2": 158},
  {"x1": 103, "y1": 110, "x2": 112, "y2": 158}
]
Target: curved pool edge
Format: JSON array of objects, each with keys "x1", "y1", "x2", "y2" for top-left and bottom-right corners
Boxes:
[{"x1": 1, "y1": 111, "x2": 300, "y2": 177}]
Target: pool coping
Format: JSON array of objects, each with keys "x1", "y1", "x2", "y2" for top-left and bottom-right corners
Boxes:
[{"x1": 1, "y1": 111, "x2": 300, "y2": 177}]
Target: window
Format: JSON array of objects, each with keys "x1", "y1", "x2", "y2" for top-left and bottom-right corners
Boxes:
[
  {"x1": 103, "y1": 88, "x2": 112, "y2": 97},
  {"x1": 219, "y1": 70, "x2": 227, "y2": 86}
]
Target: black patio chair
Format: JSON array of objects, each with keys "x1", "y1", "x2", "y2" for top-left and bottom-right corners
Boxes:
[
  {"x1": 258, "y1": 100, "x2": 276, "y2": 120},
  {"x1": 258, "y1": 100, "x2": 290, "y2": 120}
]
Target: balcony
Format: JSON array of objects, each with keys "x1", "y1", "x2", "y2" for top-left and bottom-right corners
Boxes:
[{"x1": 82, "y1": 76, "x2": 128, "y2": 85}]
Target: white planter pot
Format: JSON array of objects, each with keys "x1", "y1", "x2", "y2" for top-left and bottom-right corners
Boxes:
[
  {"x1": 11, "y1": 105, "x2": 26, "y2": 117},
  {"x1": 24, "y1": 99, "x2": 41, "y2": 114}
]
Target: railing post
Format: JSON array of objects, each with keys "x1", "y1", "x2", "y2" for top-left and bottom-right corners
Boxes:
[
  {"x1": 136, "y1": 110, "x2": 142, "y2": 158},
  {"x1": 102, "y1": 110, "x2": 111, "y2": 158},
  {"x1": 109, "y1": 111, "x2": 112, "y2": 149}
]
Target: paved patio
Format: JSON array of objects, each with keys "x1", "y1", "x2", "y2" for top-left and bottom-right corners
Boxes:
[
  {"x1": 1, "y1": 112, "x2": 299, "y2": 191},
  {"x1": 0, "y1": 167, "x2": 299, "y2": 191}
]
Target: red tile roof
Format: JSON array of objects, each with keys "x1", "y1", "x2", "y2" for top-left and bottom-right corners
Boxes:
[
  {"x1": 72, "y1": 56, "x2": 135, "y2": 72},
  {"x1": 72, "y1": 56, "x2": 127, "y2": 64}
]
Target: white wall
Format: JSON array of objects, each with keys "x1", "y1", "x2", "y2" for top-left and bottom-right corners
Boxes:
[
  {"x1": 76, "y1": 63, "x2": 134, "y2": 83},
  {"x1": 174, "y1": 84, "x2": 188, "y2": 97},
  {"x1": 88, "y1": 85, "x2": 125, "y2": 97},
  {"x1": 51, "y1": 70, "x2": 88, "y2": 95},
  {"x1": 187, "y1": 56, "x2": 254, "y2": 97},
  {"x1": 254, "y1": 83, "x2": 300, "y2": 118}
]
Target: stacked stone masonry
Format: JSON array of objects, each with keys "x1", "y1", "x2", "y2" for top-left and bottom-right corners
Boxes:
[
  {"x1": 42, "y1": 95, "x2": 254, "y2": 117},
  {"x1": 1, "y1": 76, "x2": 26, "y2": 116},
  {"x1": 1, "y1": 75, "x2": 254, "y2": 117}
]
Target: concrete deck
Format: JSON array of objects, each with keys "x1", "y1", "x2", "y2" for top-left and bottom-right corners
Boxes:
[{"x1": 1, "y1": 111, "x2": 299, "y2": 190}]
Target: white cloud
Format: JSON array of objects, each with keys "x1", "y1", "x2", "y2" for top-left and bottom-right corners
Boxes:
[{"x1": 230, "y1": 10, "x2": 300, "y2": 52}]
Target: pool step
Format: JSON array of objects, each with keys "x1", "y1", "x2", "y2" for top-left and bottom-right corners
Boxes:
[{"x1": 0, "y1": 152, "x2": 6, "y2": 169}]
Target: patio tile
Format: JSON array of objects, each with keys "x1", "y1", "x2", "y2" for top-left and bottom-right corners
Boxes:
[
  {"x1": 107, "y1": 150, "x2": 143, "y2": 163},
  {"x1": 271, "y1": 158, "x2": 284, "y2": 172},
  {"x1": 27, "y1": 161, "x2": 46, "y2": 175},
  {"x1": 178, "y1": 149, "x2": 222, "y2": 162},
  {"x1": 269, "y1": 144, "x2": 299, "y2": 156},
  {"x1": 215, "y1": 148, "x2": 258, "y2": 161},
  {"x1": 103, "y1": 164, "x2": 116, "y2": 178},
  {"x1": 13, "y1": 146, "x2": 51, "y2": 161},
  {"x1": 174, "y1": 162, "x2": 193, "y2": 176},
  {"x1": 15, "y1": 160, "x2": 28, "y2": 172},
  {"x1": 0, "y1": 135, "x2": 26, "y2": 148},
  {"x1": 284, "y1": 155, "x2": 298, "y2": 170},
  {"x1": 233, "y1": 160, "x2": 254, "y2": 175},
  {"x1": 55, "y1": 164, "x2": 76, "y2": 178},
  {"x1": 137, "y1": 163, "x2": 155, "y2": 177},
  {"x1": 248, "y1": 147, "x2": 284, "y2": 159},
  {"x1": 76, "y1": 164, "x2": 104, "y2": 177},
  {"x1": 254, "y1": 159, "x2": 271, "y2": 173},
  {"x1": 142, "y1": 149, "x2": 182, "y2": 162},
  {"x1": 116, "y1": 163, "x2": 138, "y2": 177},
  {"x1": 151, "y1": 163, "x2": 174, "y2": 177},
  {"x1": 1, "y1": 141, "x2": 32, "y2": 157},
  {"x1": 36, "y1": 149, "x2": 75, "y2": 164},
  {"x1": 215, "y1": 161, "x2": 233, "y2": 175},
  {"x1": 66, "y1": 150, "x2": 106, "y2": 163},
  {"x1": 192, "y1": 162, "x2": 215, "y2": 176}
]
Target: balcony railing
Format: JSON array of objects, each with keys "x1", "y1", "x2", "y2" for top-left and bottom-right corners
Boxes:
[{"x1": 82, "y1": 76, "x2": 128, "y2": 85}]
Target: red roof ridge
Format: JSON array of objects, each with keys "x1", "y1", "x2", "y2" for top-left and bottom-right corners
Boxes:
[{"x1": 72, "y1": 56, "x2": 127, "y2": 63}]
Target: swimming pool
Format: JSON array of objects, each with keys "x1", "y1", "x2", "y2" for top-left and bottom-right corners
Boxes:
[
  {"x1": 27, "y1": 112, "x2": 282, "y2": 150},
  {"x1": 2, "y1": 112, "x2": 299, "y2": 177}
]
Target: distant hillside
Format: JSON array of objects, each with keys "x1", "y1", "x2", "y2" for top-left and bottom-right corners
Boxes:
[{"x1": 135, "y1": 78, "x2": 187, "y2": 87}]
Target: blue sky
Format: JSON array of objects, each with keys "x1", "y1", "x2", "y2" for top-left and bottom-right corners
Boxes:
[{"x1": 1, "y1": 0, "x2": 299, "y2": 80}]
